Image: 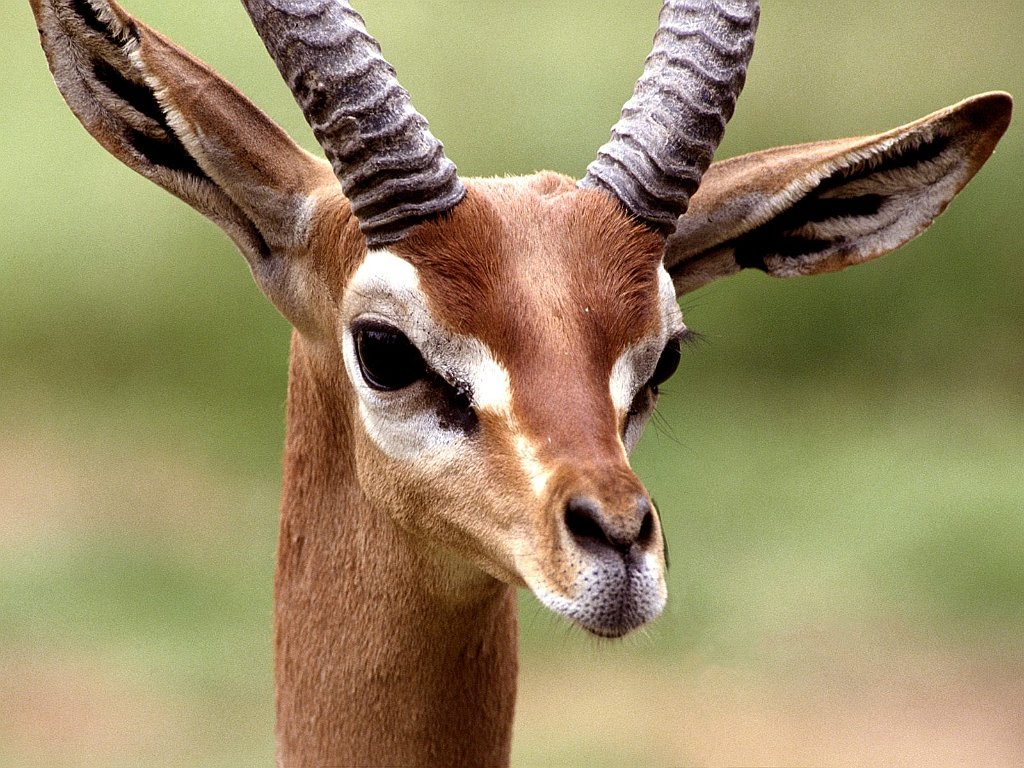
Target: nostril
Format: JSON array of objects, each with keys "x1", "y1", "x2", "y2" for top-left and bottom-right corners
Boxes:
[
  {"x1": 564, "y1": 496, "x2": 612, "y2": 550},
  {"x1": 637, "y1": 498, "x2": 655, "y2": 548},
  {"x1": 564, "y1": 495, "x2": 658, "y2": 556}
]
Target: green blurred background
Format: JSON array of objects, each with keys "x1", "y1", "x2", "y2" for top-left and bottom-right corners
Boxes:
[{"x1": 2, "y1": 0, "x2": 1021, "y2": 765}]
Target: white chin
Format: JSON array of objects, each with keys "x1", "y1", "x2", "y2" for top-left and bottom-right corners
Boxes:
[{"x1": 532, "y1": 553, "x2": 667, "y2": 638}]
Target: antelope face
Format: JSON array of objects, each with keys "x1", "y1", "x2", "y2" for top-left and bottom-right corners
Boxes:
[
  {"x1": 339, "y1": 175, "x2": 683, "y2": 636},
  {"x1": 35, "y1": 0, "x2": 1010, "y2": 642}
]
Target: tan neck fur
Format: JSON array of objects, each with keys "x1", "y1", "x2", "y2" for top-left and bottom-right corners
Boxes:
[{"x1": 274, "y1": 332, "x2": 518, "y2": 767}]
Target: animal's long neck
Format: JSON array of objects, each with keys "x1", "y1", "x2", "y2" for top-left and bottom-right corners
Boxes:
[{"x1": 274, "y1": 332, "x2": 518, "y2": 767}]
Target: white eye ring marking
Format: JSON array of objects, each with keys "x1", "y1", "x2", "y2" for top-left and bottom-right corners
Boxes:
[
  {"x1": 609, "y1": 265, "x2": 685, "y2": 452},
  {"x1": 341, "y1": 249, "x2": 516, "y2": 461}
]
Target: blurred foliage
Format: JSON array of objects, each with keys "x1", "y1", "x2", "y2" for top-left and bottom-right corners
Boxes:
[{"x1": 1, "y1": 0, "x2": 1022, "y2": 766}]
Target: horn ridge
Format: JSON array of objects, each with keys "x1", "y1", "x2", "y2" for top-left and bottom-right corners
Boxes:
[
  {"x1": 580, "y1": 0, "x2": 759, "y2": 234},
  {"x1": 243, "y1": 0, "x2": 465, "y2": 246}
]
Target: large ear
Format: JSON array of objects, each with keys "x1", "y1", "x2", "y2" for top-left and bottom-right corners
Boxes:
[
  {"x1": 30, "y1": 0, "x2": 345, "y2": 329},
  {"x1": 665, "y1": 92, "x2": 1012, "y2": 296}
]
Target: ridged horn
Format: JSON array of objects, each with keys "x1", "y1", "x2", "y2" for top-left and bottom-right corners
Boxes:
[
  {"x1": 242, "y1": 0, "x2": 466, "y2": 247},
  {"x1": 580, "y1": 0, "x2": 759, "y2": 234}
]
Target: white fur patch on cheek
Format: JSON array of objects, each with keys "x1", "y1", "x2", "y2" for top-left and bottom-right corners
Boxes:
[
  {"x1": 657, "y1": 264, "x2": 683, "y2": 335},
  {"x1": 515, "y1": 435, "x2": 551, "y2": 497},
  {"x1": 340, "y1": 326, "x2": 457, "y2": 462},
  {"x1": 622, "y1": 411, "x2": 647, "y2": 455},
  {"x1": 465, "y1": 349, "x2": 512, "y2": 413},
  {"x1": 354, "y1": 395, "x2": 463, "y2": 462},
  {"x1": 611, "y1": 266, "x2": 685, "y2": 411},
  {"x1": 610, "y1": 265, "x2": 685, "y2": 453},
  {"x1": 610, "y1": 342, "x2": 659, "y2": 457},
  {"x1": 609, "y1": 349, "x2": 637, "y2": 414},
  {"x1": 342, "y1": 250, "x2": 462, "y2": 462},
  {"x1": 341, "y1": 248, "x2": 516, "y2": 463}
]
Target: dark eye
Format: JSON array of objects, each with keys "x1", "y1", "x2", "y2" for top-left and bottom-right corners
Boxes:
[
  {"x1": 353, "y1": 321, "x2": 426, "y2": 391},
  {"x1": 648, "y1": 336, "x2": 682, "y2": 392}
]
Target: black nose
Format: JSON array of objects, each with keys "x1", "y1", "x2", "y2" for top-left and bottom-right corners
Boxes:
[{"x1": 563, "y1": 494, "x2": 655, "y2": 556}]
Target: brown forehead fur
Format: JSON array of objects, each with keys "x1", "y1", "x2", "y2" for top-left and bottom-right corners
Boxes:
[{"x1": 392, "y1": 173, "x2": 665, "y2": 459}]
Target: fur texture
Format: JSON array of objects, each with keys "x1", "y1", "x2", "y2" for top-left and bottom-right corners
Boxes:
[{"x1": 30, "y1": 1, "x2": 1012, "y2": 766}]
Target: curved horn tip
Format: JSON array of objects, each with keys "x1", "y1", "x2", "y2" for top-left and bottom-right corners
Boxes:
[
  {"x1": 243, "y1": 0, "x2": 465, "y2": 244},
  {"x1": 580, "y1": 0, "x2": 760, "y2": 231}
]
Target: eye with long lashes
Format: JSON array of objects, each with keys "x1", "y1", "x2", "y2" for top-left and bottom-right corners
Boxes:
[
  {"x1": 351, "y1": 319, "x2": 479, "y2": 434},
  {"x1": 648, "y1": 328, "x2": 697, "y2": 394},
  {"x1": 648, "y1": 336, "x2": 682, "y2": 393},
  {"x1": 353, "y1": 320, "x2": 427, "y2": 391}
]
